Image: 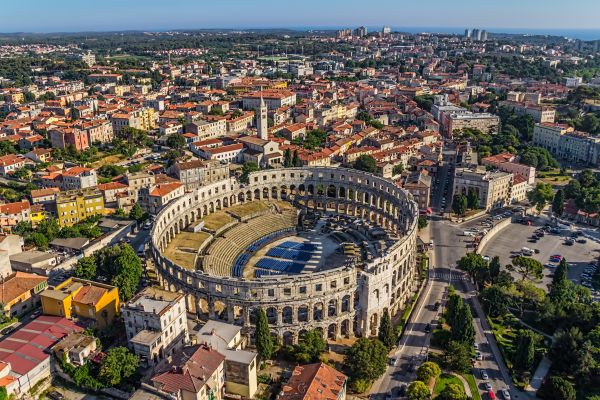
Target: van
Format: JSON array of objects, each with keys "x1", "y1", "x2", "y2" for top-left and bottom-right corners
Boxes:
[
  {"x1": 521, "y1": 247, "x2": 533, "y2": 256},
  {"x1": 137, "y1": 244, "x2": 146, "y2": 256}
]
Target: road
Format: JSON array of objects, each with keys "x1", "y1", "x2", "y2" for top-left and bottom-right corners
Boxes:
[{"x1": 371, "y1": 218, "x2": 519, "y2": 400}]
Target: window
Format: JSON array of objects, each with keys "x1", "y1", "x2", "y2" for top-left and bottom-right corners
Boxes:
[
  {"x1": 299, "y1": 286, "x2": 306, "y2": 294},
  {"x1": 267, "y1": 289, "x2": 275, "y2": 297},
  {"x1": 315, "y1": 284, "x2": 322, "y2": 292},
  {"x1": 283, "y1": 288, "x2": 291, "y2": 296}
]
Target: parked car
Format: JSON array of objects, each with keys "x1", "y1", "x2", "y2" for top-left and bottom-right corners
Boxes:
[
  {"x1": 481, "y1": 370, "x2": 489, "y2": 380},
  {"x1": 501, "y1": 389, "x2": 511, "y2": 400},
  {"x1": 485, "y1": 382, "x2": 493, "y2": 391},
  {"x1": 47, "y1": 391, "x2": 65, "y2": 400}
]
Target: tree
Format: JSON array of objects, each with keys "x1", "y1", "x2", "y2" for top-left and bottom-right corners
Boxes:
[
  {"x1": 129, "y1": 203, "x2": 144, "y2": 223},
  {"x1": 552, "y1": 189, "x2": 565, "y2": 216},
  {"x1": 452, "y1": 194, "x2": 468, "y2": 216},
  {"x1": 344, "y1": 338, "x2": 388, "y2": 383},
  {"x1": 457, "y1": 253, "x2": 487, "y2": 287},
  {"x1": 437, "y1": 383, "x2": 467, "y2": 400},
  {"x1": 353, "y1": 155, "x2": 377, "y2": 173},
  {"x1": 74, "y1": 256, "x2": 97, "y2": 280},
  {"x1": 549, "y1": 327, "x2": 584, "y2": 374},
  {"x1": 94, "y1": 244, "x2": 142, "y2": 301},
  {"x1": 292, "y1": 149, "x2": 301, "y2": 167},
  {"x1": 451, "y1": 302, "x2": 475, "y2": 346},
  {"x1": 443, "y1": 341, "x2": 472, "y2": 373},
  {"x1": 467, "y1": 188, "x2": 479, "y2": 209},
  {"x1": 392, "y1": 164, "x2": 404, "y2": 176},
  {"x1": 527, "y1": 182, "x2": 554, "y2": 214},
  {"x1": 406, "y1": 381, "x2": 430, "y2": 400},
  {"x1": 537, "y1": 376, "x2": 576, "y2": 400},
  {"x1": 479, "y1": 285, "x2": 509, "y2": 317},
  {"x1": 290, "y1": 329, "x2": 326, "y2": 363},
  {"x1": 489, "y1": 256, "x2": 501, "y2": 282},
  {"x1": 378, "y1": 309, "x2": 396, "y2": 349},
  {"x1": 99, "y1": 346, "x2": 139, "y2": 387},
  {"x1": 240, "y1": 162, "x2": 259, "y2": 184},
  {"x1": 549, "y1": 258, "x2": 569, "y2": 304},
  {"x1": 283, "y1": 148, "x2": 292, "y2": 167},
  {"x1": 417, "y1": 216, "x2": 428, "y2": 230},
  {"x1": 514, "y1": 330, "x2": 536, "y2": 372},
  {"x1": 445, "y1": 292, "x2": 462, "y2": 328},
  {"x1": 28, "y1": 232, "x2": 49, "y2": 250},
  {"x1": 416, "y1": 361, "x2": 441, "y2": 383},
  {"x1": 254, "y1": 309, "x2": 274, "y2": 361},
  {"x1": 508, "y1": 256, "x2": 543, "y2": 281}
]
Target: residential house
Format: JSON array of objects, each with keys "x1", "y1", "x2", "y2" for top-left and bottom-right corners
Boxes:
[
  {"x1": 0, "y1": 272, "x2": 47, "y2": 318},
  {"x1": 52, "y1": 332, "x2": 97, "y2": 366},
  {"x1": 0, "y1": 154, "x2": 26, "y2": 176},
  {"x1": 279, "y1": 363, "x2": 347, "y2": 400},
  {"x1": 168, "y1": 159, "x2": 230, "y2": 191},
  {"x1": 140, "y1": 182, "x2": 185, "y2": 214},
  {"x1": 55, "y1": 189, "x2": 104, "y2": 227},
  {"x1": 151, "y1": 344, "x2": 226, "y2": 400},
  {"x1": 10, "y1": 250, "x2": 58, "y2": 276},
  {"x1": 39, "y1": 277, "x2": 119, "y2": 328}
]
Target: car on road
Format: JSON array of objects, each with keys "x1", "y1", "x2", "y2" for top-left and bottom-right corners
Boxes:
[
  {"x1": 480, "y1": 369, "x2": 489, "y2": 380},
  {"x1": 1, "y1": 326, "x2": 15, "y2": 335},
  {"x1": 487, "y1": 390, "x2": 497, "y2": 400},
  {"x1": 482, "y1": 255, "x2": 490, "y2": 262},
  {"x1": 398, "y1": 385, "x2": 407, "y2": 396},
  {"x1": 475, "y1": 351, "x2": 483, "y2": 361},
  {"x1": 501, "y1": 389, "x2": 511, "y2": 399},
  {"x1": 389, "y1": 357, "x2": 398, "y2": 366},
  {"x1": 433, "y1": 302, "x2": 441, "y2": 311},
  {"x1": 424, "y1": 323, "x2": 431, "y2": 333},
  {"x1": 484, "y1": 382, "x2": 493, "y2": 391},
  {"x1": 46, "y1": 391, "x2": 65, "y2": 400}
]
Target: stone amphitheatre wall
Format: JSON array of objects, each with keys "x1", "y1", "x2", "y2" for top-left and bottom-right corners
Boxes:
[{"x1": 150, "y1": 167, "x2": 419, "y2": 343}]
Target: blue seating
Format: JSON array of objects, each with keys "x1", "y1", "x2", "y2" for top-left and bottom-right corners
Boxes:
[
  {"x1": 266, "y1": 247, "x2": 312, "y2": 261},
  {"x1": 256, "y1": 258, "x2": 304, "y2": 274}
]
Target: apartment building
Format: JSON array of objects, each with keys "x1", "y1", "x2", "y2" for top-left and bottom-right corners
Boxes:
[
  {"x1": 481, "y1": 152, "x2": 536, "y2": 185},
  {"x1": 0, "y1": 154, "x2": 26, "y2": 176},
  {"x1": 500, "y1": 100, "x2": 555, "y2": 123},
  {"x1": 533, "y1": 123, "x2": 600, "y2": 166},
  {"x1": 123, "y1": 287, "x2": 188, "y2": 367},
  {"x1": 55, "y1": 189, "x2": 105, "y2": 226},
  {"x1": 139, "y1": 182, "x2": 185, "y2": 214},
  {"x1": 187, "y1": 118, "x2": 227, "y2": 141},
  {"x1": 404, "y1": 170, "x2": 432, "y2": 212},
  {"x1": 61, "y1": 167, "x2": 98, "y2": 190},
  {"x1": 453, "y1": 167, "x2": 513, "y2": 211},
  {"x1": 443, "y1": 111, "x2": 500, "y2": 136},
  {"x1": 242, "y1": 90, "x2": 297, "y2": 110},
  {"x1": 168, "y1": 159, "x2": 230, "y2": 191},
  {"x1": 49, "y1": 128, "x2": 90, "y2": 151}
]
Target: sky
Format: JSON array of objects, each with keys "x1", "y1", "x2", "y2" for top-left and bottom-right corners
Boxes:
[{"x1": 4, "y1": 0, "x2": 600, "y2": 34}]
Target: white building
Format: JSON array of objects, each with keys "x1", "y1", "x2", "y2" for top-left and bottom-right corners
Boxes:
[{"x1": 123, "y1": 287, "x2": 189, "y2": 367}]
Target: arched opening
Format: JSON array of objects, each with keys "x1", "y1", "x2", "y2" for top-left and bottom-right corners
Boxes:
[
  {"x1": 283, "y1": 331, "x2": 294, "y2": 346},
  {"x1": 266, "y1": 306, "x2": 278, "y2": 325},
  {"x1": 340, "y1": 319, "x2": 350, "y2": 337},
  {"x1": 327, "y1": 184, "x2": 336, "y2": 198},
  {"x1": 341, "y1": 295, "x2": 351, "y2": 313},
  {"x1": 214, "y1": 300, "x2": 227, "y2": 320},
  {"x1": 328, "y1": 299, "x2": 337, "y2": 317},
  {"x1": 313, "y1": 302, "x2": 324, "y2": 322},
  {"x1": 282, "y1": 306, "x2": 293, "y2": 324},
  {"x1": 370, "y1": 313, "x2": 379, "y2": 336},
  {"x1": 327, "y1": 323, "x2": 337, "y2": 340},
  {"x1": 298, "y1": 305, "x2": 309, "y2": 322}
]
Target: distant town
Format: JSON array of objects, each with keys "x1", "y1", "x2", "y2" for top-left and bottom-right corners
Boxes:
[{"x1": 0, "y1": 25, "x2": 597, "y2": 400}]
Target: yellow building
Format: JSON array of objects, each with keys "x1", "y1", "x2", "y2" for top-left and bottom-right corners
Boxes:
[
  {"x1": 29, "y1": 204, "x2": 47, "y2": 227},
  {"x1": 138, "y1": 107, "x2": 157, "y2": 130},
  {"x1": 55, "y1": 189, "x2": 105, "y2": 227},
  {"x1": 39, "y1": 278, "x2": 119, "y2": 328}
]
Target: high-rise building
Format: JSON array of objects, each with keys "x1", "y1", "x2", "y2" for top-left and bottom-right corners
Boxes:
[
  {"x1": 464, "y1": 29, "x2": 472, "y2": 39},
  {"x1": 257, "y1": 94, "x2": 268, "y2": 140},
  {"x1": 354, "y1": 26, "x2": 368, "y2": 37},
  {"x1": 481, "y1": 30, "x2": 488, "y2": 41},
  {"x1": 382, "y1": 26, "x2": 391, "y2": 35},
  {"x1": 473, "y1": 29, "x2": 481, "y2": 41}
]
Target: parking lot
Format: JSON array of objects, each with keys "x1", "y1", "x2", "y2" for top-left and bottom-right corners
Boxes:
[{"x1": 479, "y1": 217, "x2": 599, "y2": 297}]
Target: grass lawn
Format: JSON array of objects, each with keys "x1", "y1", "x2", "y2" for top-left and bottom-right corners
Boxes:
[
  {"x1": 92, "y1": 154, "x2": 125, "y2": 168},
  {"x1": 228, "y1": 201, "x2": 271, "y2": 218},
  {"x1": 202, "y1": 212, "x2": 235, "y2": 231},
  {"x1": 537, "y1": 168, "x2": 571, "y2": 186},
  {"x1": 164, "y1": 232, "x2": 211, "y2": 269},
  {"x1": 462, "y1": 373, "x2": 482, "y2": 400},
  {"x1": 434, "y1": 374, "x2": 464, "y2": 396}
]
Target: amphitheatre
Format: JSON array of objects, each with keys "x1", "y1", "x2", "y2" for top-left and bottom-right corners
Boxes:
[{"x1": 151, "y1": 166, "x2": 419, "y2": 344}]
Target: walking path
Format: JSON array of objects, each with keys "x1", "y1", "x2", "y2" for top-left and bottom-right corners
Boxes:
[
  {"x1": 526, "y1": 356, "x2": 551, "y2": 396},
  {"x1": 451, "y1": 373, "x2": 472, "y2": 398}
]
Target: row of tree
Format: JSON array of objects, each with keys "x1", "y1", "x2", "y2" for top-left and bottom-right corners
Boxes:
[{"x1": 451, "y1": 189, "x2": 479, "y2": 216}]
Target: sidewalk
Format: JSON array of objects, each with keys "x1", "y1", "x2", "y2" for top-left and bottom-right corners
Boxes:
[{"x1": 526, "y1": 356, "x2": 551, "y2": 396}]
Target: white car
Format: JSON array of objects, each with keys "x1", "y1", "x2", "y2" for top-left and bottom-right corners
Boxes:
[
  {"x1": 480, "y1": 370, "x2": 489, "y2": 380},
  {"x1": 501, "y1": 389, "x2": 511, "y2": 399},
  {"x1": 476, "y1": 351, "x2": 483, "y2": 361}
]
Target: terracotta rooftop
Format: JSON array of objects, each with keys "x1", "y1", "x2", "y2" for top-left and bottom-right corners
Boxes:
[{"x1": 281, "y1": 363, "x2": 347, "y2": 400}]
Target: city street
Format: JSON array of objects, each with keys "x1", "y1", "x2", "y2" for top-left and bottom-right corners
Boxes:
[{"x1": 371, "y1": 218, "x2": 520, "y2": 399}]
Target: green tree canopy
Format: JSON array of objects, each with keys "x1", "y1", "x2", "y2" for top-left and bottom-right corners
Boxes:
[
  {"x1": 452, "y1": 194, "x2": 468, "y2": 216},
  {"x1": 254, "y1": 308, "x2": 274, "y2": 360},
  {"x1": 537, "y1": 376, "x2": 576, "y2": 400},
  {"x1": 416, "y1": 361, "x2": 441, "y2": 383},
  {"x1": 527, "y1": 182, "x2": 554, "y2": 214},
  {"x1": 406, "y1": 380, "x2": 431, "y2": 400},
  {"x1": 438, "y1": 383, "x2": 467, "y2": 400},
  {"x1": 98, "y1": 346, "x2": 139, "y2": 387},
  {"x1": 508, "y1": 256, "x2": 543, "y2": 281},
  {"x1": 344, "y1": 338, "x2": 388, "y2": 383},
  {"x1": 353, "y1": 155, "x2": 377, "y2": 173},
  {"x1": 552, "y1": 189, "x2": 565, "y2": 216},
  {"x1": 74, "y1": 256, "x2": 97, "y2": 281},
  {"x1": 443, "y1": 341, "x2": 472, "y2": 373},
  {"x1": 378, "y1": 309, "x2": 396, "y2": 349}
]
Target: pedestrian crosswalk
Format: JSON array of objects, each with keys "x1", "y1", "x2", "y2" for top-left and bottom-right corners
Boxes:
[{"x1": 430, "y1": 270, "x2": 469, "y2": 282}]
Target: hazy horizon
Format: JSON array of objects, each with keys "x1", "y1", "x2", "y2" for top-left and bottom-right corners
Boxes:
[{"x1": 4, "y1": 0, "x2": 600, "y2": 39}]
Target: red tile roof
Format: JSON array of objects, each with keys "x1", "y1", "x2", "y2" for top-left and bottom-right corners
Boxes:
[{"x1": 281, "y1": 363, "x2": 347, "y2": 400}]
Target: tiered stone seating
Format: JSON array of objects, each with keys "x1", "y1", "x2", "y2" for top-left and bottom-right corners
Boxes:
[{"x1": 202, "y1": 210, "x2": 297, "y2": 276}]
